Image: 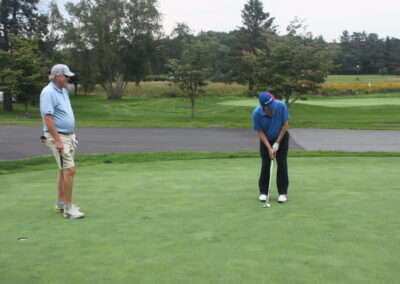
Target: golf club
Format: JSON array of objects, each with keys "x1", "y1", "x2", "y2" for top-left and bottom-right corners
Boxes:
[
  {"x1": 59, "y1": 152, "x2": 68, "y2": 218},
  {"x1": 263, "y1": 159, "x2": 274, "y2": 208}
]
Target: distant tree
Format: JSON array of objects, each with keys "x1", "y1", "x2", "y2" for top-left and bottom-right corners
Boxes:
[
  {"x1": 198, "y1": 31, "x2": 237, "y2": 81},
  {"x1": 326, "y1": 41, "x2": 341, "y2": 72},
  {"x1": 334, "y1": 31, "x2": 396, "y2": 75},
  {"x1": 160, "y1": 28, "x2": 235, "y2": 81},
  {"x1": 196, "y1": 32, "x2": 232, "y2": 82},
  {"x1": 395, "y1": 67, "x2": 400, "y2": 77},
  {"x1": 48, "y1": 2, "x2": 97, "y2": 96},
  {"x1": 0, "y1": 0, "x2": 46, "y2": 51},
  {"x1": 62, "y1": 47, "x2": 97, "y2": 95},
  {"x1": 384, "y1": 37, "x2": 400, "y2": 74},
  {"x1": 0, "y1": 0, "x2": 47, "y2": 111},
  {"x1": 335, "y1": 30, "x2": 357, "y2": 74},
  {"x1": 231, "y1": 0, "x2": 275, "y2": 94},
  {"x1": 0, "y1": 35, "x2": 48, "y2": 116},
  {"x1": 156, "y1": 23, "x2": 193, "y2": 75},
  {"x1": 255, "y1": 20, "x2": 332, "y2": 107},
  {"x1": 378, "y1": 67, "x2": 389, "y2": 78},
  {"x1": 169, "y1": 39, "x2": 214, "y2": 118},
  {"x1": 62, "y1": 0, "x2": 162, "y2": 99}
]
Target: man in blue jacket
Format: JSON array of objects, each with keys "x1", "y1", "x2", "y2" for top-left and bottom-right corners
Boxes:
[{"x1": 252, "y1": 91, "x2": 290, "y2": 203}]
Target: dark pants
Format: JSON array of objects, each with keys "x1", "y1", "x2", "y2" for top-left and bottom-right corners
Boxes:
[{"x1": 259, "y1": 132, "x2": 289, "y2": 195}]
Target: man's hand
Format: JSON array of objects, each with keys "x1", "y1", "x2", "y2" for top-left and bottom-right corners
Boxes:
[
  {"x1": 268, "y1": 147, "x2": 276, "y2": 160},
  {"x1": 55, "y1": 140, "x2": 64, "y2": 153},
  {"x1": 272, "y1": 142, "x2": 279, "y2": 153},
  {"x1": 44, "y1": 114, "x2": 64, "y2": 153}
]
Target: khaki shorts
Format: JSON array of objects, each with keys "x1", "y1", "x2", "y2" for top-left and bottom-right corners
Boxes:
[{"x1": 44, "y1": 132, "x2": 78, "y2": 169}]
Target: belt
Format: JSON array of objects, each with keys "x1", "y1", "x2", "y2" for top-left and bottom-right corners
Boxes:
[{"x1": 45, "y1": 131, "x2": 72, "y2": 135}]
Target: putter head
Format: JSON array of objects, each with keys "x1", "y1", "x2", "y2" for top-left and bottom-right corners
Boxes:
[{"x1": 263, "y1": 203, "x2": 271, "y2": 208}]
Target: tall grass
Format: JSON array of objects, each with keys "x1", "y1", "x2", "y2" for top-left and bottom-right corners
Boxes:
[
  {"x1": 90, "y1": 75, "x2": 400, "y2": 98},
  {"x1": 317, "y1": 82, "x2": 400, "y2": 96},
  {"x1": 92, "y1": 82, "x2": 247, "y2": 98},
  {"x1": 326, "y1": 75, "x2": 400, "y2": 83}
]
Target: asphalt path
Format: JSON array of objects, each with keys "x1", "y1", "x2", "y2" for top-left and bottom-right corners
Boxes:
[{"x1": 1, "y1": 126, "x2": 399, "y2": 161}]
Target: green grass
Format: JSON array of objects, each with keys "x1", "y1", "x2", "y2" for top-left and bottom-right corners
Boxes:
[
  {"x1": 219, "y1": 93, "x2": 400, "y2": 129},
  {"x1": 296, "y1": 96, "x2": 400, "y2": 107},
  {"x1": 0, "y1": 152, "x2": 259, "y2": 175},
  {"x1": 1, "y1": 93, "x2": 400, "y2": 129},
  {"x1": 0, "y1": 95, "x2": 252, "y2": 128},
  {"x1": 1, "y1": 153, "x2": 399, "y2": 283},
  {"x1": 220, "y1": 93, "x2": 400, "y2": 108},
  {"x1": 326, "y1": 74, "x2": 400, "y2": 83},
  {"x1": 3, "y1": 151, "x2": 399, "y2": 175}
]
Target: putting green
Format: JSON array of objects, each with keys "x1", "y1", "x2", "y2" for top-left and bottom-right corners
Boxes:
[
  {"x1": 219, "y1": 97, "x2": 400, "y2": 108},
  {"x1": 1, "y1": 157, "x2": 399, "y2": 283}
]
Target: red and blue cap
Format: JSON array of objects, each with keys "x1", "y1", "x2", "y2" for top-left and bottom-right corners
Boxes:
[{"x1": 259, "y1": 91, "x2": 277, "y2": 110}]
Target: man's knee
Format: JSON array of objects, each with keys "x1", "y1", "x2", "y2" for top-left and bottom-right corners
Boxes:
[
  {"x1": 276, "y1": 155, "x2": 288, "y2": 168},
  {"x1": 65, "y1": 166, "x2": 76, "y2": 176}
]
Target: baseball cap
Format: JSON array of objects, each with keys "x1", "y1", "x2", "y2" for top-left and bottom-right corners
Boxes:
[
  {"x1": 51, "y1": 64, "x2": 75, "y2": 77},
  {"x1": 259, "y1": 91, "x2": 277, "y2": 110}
]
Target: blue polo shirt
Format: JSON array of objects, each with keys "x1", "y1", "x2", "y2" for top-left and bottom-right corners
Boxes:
[
  {"x1": 40, "y1": 82, "x2": 75, "y2": 133},
  {"x1": 252, "y1": 100, "x2": 290, "y2": 140}
]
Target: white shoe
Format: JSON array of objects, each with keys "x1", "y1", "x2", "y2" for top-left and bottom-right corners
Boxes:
[
  {"x1": 259, "y1": 194, "x2": 267, "y2": 202},
  {"x1": 278, "y1": 195, "x2": 287, "y2": 203},
  {"x1": 55, "y1": 203, "x2": 80, "y2": 213},
  {"x1": 64, "y1": 204, "x2": 85, "y2": 219}
]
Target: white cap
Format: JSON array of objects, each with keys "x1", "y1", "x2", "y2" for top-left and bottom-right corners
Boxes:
[{"x1": 51, "y1": 64, "x2": 75, "y2": 76}]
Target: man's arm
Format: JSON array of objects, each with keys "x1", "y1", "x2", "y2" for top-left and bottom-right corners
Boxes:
[
  {"x1": 272, "y1": 120, "x2": 288, "y2": 153},
  {"x1": 276, "y1": 120, "x2": 288, "y2": 144},
  {"x1": 257, "y1": 130, "x2": 275, "y2": 159},
  {"x1": 44, "y1": 114, "x2": 64, "y2": 153}
]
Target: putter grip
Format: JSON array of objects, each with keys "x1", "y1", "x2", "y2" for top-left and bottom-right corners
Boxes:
[{"x1": 59, "y1": 153, "x2": 63, "y2": 170}]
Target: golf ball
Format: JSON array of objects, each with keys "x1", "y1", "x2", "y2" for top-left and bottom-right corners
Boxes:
[{"x1": 263, "y1": 203, "x2": 271, "y2": 208}]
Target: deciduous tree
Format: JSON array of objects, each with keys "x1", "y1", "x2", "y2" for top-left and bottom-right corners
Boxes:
[
  {"x1": 169, "y1": 38, "x2": 214, "y2": 118},
  {"x1": 62, "y1": 0, "x2": 161, "y2": 99},
  {"x1": 0, "y1": 0, "x2": 47, "y2": 111},
  {"x1": 255, "y1": 20, "x2": 332, "y2": 107},
  {"x1": 0, "y1": 35, "x2": 48, "y2": 115}
]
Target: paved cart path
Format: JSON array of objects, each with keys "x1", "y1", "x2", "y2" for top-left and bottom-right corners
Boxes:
[{"x1": 1, "y1": 126, "x2": 399, "y2": 161}]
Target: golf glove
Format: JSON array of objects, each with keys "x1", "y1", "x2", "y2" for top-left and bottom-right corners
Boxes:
[{"x1": 272, "y1": 142, "x2": 279, "y2": 153}]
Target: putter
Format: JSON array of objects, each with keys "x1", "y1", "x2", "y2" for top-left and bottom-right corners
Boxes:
[
  {"x1": 263, "y1": 159, "x2": 274, "y2": 208},
  {"x1": 59, "y1": 152, "x2": 68, "y2": 218}
]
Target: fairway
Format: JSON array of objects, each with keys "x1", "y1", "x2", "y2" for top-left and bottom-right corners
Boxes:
[
  {"x1": 219, "y1": 96, "x2": 400, "y2": 108},
  {"x1": 1, "y1": 156, "x2": 399, "y2": 283},
  {"x1": 2, "y1": 93, "x2": 400, "y2": 129}
]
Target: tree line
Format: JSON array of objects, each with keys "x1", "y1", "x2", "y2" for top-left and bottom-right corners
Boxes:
[{"x1": 1, "y1": 0, "x2": 400, "y2": 116}]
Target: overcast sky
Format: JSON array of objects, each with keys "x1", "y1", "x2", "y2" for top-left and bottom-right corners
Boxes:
[{"x1": 39, "y1": 0, "x2": 400, "y2": 42}]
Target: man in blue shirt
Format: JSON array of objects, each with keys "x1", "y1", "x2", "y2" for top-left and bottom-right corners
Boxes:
[
  {"x1": 40, "y1": 64, "x2": 84, "y2": 219},
  {"x1": 252, "y1": 92, "x2": 290, "y2": 204}
]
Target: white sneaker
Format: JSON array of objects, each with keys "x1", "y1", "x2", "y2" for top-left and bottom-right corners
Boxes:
[
  {"x1": 64, "y1": 204, "x2": 85, "y2": 219},
  {"x1": 278, "y1": 195, "x2": 287, "y2": 203},
  {"x1": 55, "y1": 203, "x2": 80, "y2": 213},
  {"x1": 259, "y1": 194, "x2": 267, "y2": 202}
]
